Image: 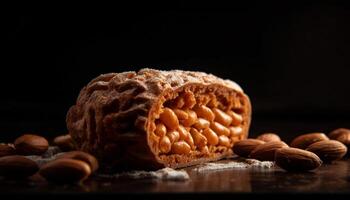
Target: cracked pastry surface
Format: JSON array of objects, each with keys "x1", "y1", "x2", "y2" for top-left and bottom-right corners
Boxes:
[{"x1": 66, "y1": 69, "x2": 251, "y2": 170}]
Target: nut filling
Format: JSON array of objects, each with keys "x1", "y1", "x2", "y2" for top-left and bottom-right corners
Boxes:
[
  {"x1": 150, "y1": 86, "x2": 249, "y2": 167},
  {"x1": 67, "y1": 69, "x2": 251, "y2": 169}
]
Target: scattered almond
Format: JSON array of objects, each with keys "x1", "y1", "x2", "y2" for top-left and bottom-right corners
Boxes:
[
  {"x1": 0, "y1": 155, "x2": 39, "y2": 178},
  {"x1": 306, "y1": 140, "x2": 347, "y2": 163},
  {"x1": 249, "y1": 141, "x2": 288, "y2": 161},
  {"x1": 53, "y1": 134, "x2": 74, "y2": 151},
  {"x1": 233, "y1": 139, "x2": 265, "y2": 157},
  {"x1": 328, "y1": 128, "x2": 350, "y2": 148},
  {"x1": 39, "y1": 158, "x2": 91, "y2": 183},
  {"x1": 328, "y1": 128, "x2": 350, "y2": 139},
  {"x1": 275, "y1": 147, "x2": 322, "y2": 171},
  {"x1": 335, "y1": 133, "x2": 350, "y2": 147},
  {"x1": 14, "y1": 134, "x2": 49, "y2": 155},
  {"x1": 56, "y1": 151, "x2": 99, "y2": 172},
  {"x1": 290, "y1": 133, "x2": 329, "y2": 149},
  {"x1": 0, "y1": 143, "x2": 16, "y2": 157},
  {"x1": 256, "y1": 133, "x2": 281, "y2": 142}
]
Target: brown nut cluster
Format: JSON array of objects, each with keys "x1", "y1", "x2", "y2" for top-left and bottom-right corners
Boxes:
[
  {"x1": 0, "y1": 132, "x2": 99, "y2": 183},
  {"x1": 66, "y1": 69, "x2": 252, "y2": 169},
  {"x1": 233, "y1": 137, "x2": 323, "y2": 171},
  {"x1": 233, "y1": 130, "x2": 350, "y2": 172}
]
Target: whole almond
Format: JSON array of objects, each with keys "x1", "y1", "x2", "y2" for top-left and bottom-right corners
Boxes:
[
  {"x1": 39, "y1": 158, "x2": 91, "y2": 183},
  {"x1": 15, "y1": 134, "x2": 49, "y2": 155},
  {"x1": 328, "y1": 128, "x2": 350, "y2": 139},
  {"x1": 256, "y1": 133, "x2": 281, "y2": 142},
  {"x1": 233, "y1": 139, "x2": 265, "y2": 157},
  {"x1": 290, "y1": 133, "x2": 329, "y2": 149},
  {"x1": 53, "y1": 134, "x2": 74, "y2": 151},
  {"x1": 56, "y1": 151, "x2": 99, "y2": 172},
  {"x1": 328, "y1": 128, "x2": 350, "y2": 147},
  {"x1": 306, "y1": 140, "x2": 347, "y2": 163},
  {"x1": 0, "y1": 143, "x2": 16, "y2": 157},
  {"x1": 249, "y1": 141, "x2": 288, "y2": 161},
  {"x1": 275, "y1": 147, "x2": 322, "y2": 171},
  {"x1": 335, "y1": 133, "x2": 350, "y2": 146},
  {"x1": 0, "y1": 155, "x2": 39, "y2": 178}
]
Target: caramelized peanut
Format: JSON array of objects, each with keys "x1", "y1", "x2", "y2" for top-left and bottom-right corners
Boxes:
[
  {"x1": 202, "y1": 128, "x2": 219, "y2": 145},
  {"x1": 178, "y1": 125, "x2": 195, "y2": 149},
  {"x1": 173, "y1": 109, "x2": 188, "y2": 120},
  {"x1": 167, "y1": 130, "x2": 180, "y2": 143},
  {"x1": 190, "y1": 128, "x2": 207, "y2": 147},
  {"x1": 173, "y1": 96, "x2": 185, "y2": 108},
  {"x1": 159, "y1": 108, "x2": 179, "y2": 130},
  {"x1": 172, "y1": 141, "x2": 191, "y2": 154},
  {"x1": 229, "y1": 126, "x2": 243, "y2": 136},
  {"x1": 219, "y1": 135, "x2": 230, "y2": 147},
  {"x1": 194, "y1": 105, "x2": 215, "y2": 122},
  {"x1": 193, "y1": 118, "x2": 210, "y2": 130},
  {"x1": 183, "y1": 92, "x2": 196, "y2": 108},
  {"x1": 201, "y1": 146, "x2": 210, "y2": 155},
  {"x1": 207, "y1": 96, "x2": 218, "y2": 108},
  {"x1": 213, "y1": 108, "x2": 232, "y2": 126},
  {"x1": 155, "y1": 123, "x2": 167, "y2": 137},
  {"x1": 186, "y1": 135, "x2": 195, "y2": 150},
  {"x1": 181, "y1": 110, "x2": 197, "y2": 127},
  {"x1": 159, "y1": 136, "x2": 171, "y2": 153},
  {"x1": 210, "y1": 122, "x2": 230, "y2": 136},
  {"x1": 227, "y1": 110, "x2": 243, "y2": 126},
  {"x1": 178, "y1": 125, "x2": 191, "y2": 140}
]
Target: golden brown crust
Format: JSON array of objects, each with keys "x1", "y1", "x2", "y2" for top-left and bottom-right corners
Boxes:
[{"x1": 66, "y1": 68, "x2": 251, "y2": 170}]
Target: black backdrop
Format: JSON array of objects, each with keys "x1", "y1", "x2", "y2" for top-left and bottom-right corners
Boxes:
[{"x1": 2, "y1": 2, "x2": 350, "y2": 141}]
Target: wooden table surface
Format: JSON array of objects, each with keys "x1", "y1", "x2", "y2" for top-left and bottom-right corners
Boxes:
[{"x1": 0, "y1": 159, "x2": 349, "y2": 198}]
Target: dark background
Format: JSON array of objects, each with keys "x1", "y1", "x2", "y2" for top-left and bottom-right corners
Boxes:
[{"x1": 2, "y1": 2, "x2": 350, "y2": 141}]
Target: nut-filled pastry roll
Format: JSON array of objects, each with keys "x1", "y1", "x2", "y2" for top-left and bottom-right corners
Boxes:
[{"x1": 67, "y1": 69, "x2": 251, "y2": 170}]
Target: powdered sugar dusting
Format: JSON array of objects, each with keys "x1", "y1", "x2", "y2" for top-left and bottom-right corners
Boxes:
[
  {"x1": 97, "y1": 167, "x2": 189, "y2": 181},
  {"x1": 194, "y1": 159, "x2": 274, "y2": 172},
  {"x1": 26, "y1": 146, "x2": 64, "y2": 167}
]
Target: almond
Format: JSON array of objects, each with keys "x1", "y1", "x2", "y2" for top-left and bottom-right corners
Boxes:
[
  {"x1": 290, "y1": 133, "x2": 329, "y2": 149},
  {"x1": 328, "y1": 128, "x2": 350, "y2": 147},
  {"x1": 14, "y1": 134, "x2": 49, "y2": 155},
  {"x1": 275, "y1": 147, "x2": 322, "y2": 171},
  {"x1": 306, "y1": 140, "x2": 347, "y2": 163},
  {"x1": 39, "y1": 158, "x2": 91, "y2": 183},
  {"x1": 328, "y1": 128, "x2": 350, "y2": 139},
  {"x1": 249, "y1": 141, "x2": 288, "y2": 161},
  {"x1": 233, "y1": 139, "x2": 265, "y2": 157},
  {"x1": 256, "y1": 133, "x2": 281, "y2": 142},
  {"x1": 0, "y1": 143, "x2": 16, "y2": 157},
  {"x1": 0, "y1": 155, "x2": 39, "y2": 178},
  {"x1": 53, "y1": 134, "x2": 74, "y2": 151},
  {"x1": 335, "y1": 133, "x2": 350, "y2": 146},
  {"x1": 56, "y1": 151, "x2": 99, "y2": 172}
]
